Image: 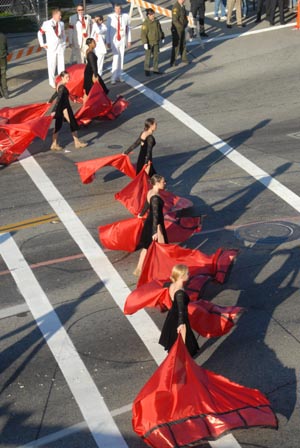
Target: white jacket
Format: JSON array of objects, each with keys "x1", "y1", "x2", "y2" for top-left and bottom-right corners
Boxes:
[
  {"x1": 106, "y1": 13, "x2": 131, "y2": 49},
  {"x1": 69, "y1": 13, "x2": 92, "y2": 47},
  {"x1": 91, "y1": 22, "x2": 107, "y2": 54},
  {"x1": 38, "y1": 19, "x2": 66, "y2": 51}
]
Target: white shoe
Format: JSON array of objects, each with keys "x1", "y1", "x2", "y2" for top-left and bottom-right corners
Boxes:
[
  {"x1": 214, "y1": 16, "x2": 219, "y2": 21},
  {"x1": 220, "y1": 16, "x2": 227, "y2": 21},
  {"x1": 111, "y1": 79, "x2": 116, "y2": 85},
  {"x1": 117, "y1": 76, "x2": 125, "y2": 83}
]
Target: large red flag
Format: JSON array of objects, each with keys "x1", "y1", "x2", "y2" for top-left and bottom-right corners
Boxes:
[
  {"x1": 0, "y1": 102, "x2": 51, "y2": 123},
  {"x1": 56, "y1": 64, "x2": 85, "y2": 103},
  {"x1": 0, "y1": 103, "x2": 52, "y2": 165},
  {"x1": 132, "y1": 337, "x2": 277, "y2": 447},
  {"x1": 138, "y1": 242, "x2": 238, "y2": 287},
  {"x1": 75, "y1": 82, "x2": 113, "y2": 125},
  {"x1": 98, "y1": 216, "x2": 144, "y2": 252},
  {"x1": 124, "y1": 281, "x2": 244, "y2": 338},
  {"x1": 76, "y1": 153, "x2": 136, "y2": 184},
  {"x1": 115, "y1": 167, "x2": 150, "y2": 216}
]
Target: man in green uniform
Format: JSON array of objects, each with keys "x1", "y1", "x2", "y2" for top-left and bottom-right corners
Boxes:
[
  {"x1": 170, "y1": 0, "x2": 189, "y2": 66},
  {"x1": 141, "y1": 8, "x2": 165, "y2": 76},
  {"x1": 0, "y1": 32, "x2": 8, "y2": 99}
]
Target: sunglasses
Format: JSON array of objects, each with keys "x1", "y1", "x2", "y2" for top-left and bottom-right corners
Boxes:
[{"x1": 77, "y1": 9, "x2": 84, "y2": 11}]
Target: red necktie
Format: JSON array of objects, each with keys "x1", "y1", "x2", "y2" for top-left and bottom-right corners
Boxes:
[
  {"x1": 81, "y1": 16, "x2": 86, "y2": 29},
  {"x1": 117, "y1": 16, "x2": 121, "y2": 41},
  {"x1": 55, "y1": 22, "x2": 59, "y2": 36}
]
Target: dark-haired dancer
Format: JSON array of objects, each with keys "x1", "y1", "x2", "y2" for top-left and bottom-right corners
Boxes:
[
  {"x1": 49, "y1": 71, "x2": 87, "y2": 150},
  {"x1": 83, "y1": 37, "x2": 109, "y2": 97},
  {"x1": 123, "y1": 118, "x2": 157, "y2": 176},
  {"x1": 134, "y1": 174, "x2": 168, "y2": 276}
]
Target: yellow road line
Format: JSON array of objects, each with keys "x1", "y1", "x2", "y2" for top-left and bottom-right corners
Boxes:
[{"x1": 0, "y1": 213, "x2": 60, "y2": 233}]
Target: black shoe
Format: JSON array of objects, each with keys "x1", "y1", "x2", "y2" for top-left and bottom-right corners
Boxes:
[
  {"x1": 200, "y1": 32, "x2": 208, "y2": 37},
  {"x1": 170, "y1": 62, "x2": 175, "y2": 67},
  {"x1": 237, "y1": 23, "x2": 246, "y2": 27},
  {"x1": 153, "y1": 71, "x2": 163, "y2": 75},
  {"x1": 255, "y1": 15, "x2": 261, "y2": 23},
  {"x1": 227, "y1": 24, "x2": 232, "y2": 28},
  {"x1": 145, "y1": 70, "x2": 150, "y2": 76},
  {"x1": 269, "y1": 21, "x2": 275, "y2": 26}
]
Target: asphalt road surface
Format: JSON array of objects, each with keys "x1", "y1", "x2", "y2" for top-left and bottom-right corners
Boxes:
[{"x1": 1, "y1": 2, "x2": 300, "y2": 448}]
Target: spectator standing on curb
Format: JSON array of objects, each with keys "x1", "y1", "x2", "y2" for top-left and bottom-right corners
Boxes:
[
  {"x1": 91, "y1": 16, "x2": 107, "y2": 75},
  {"x1": 106, "y1": 4, "x2": 131, "y2": 85},
  {"x1": 170, "y1": 0, "x2": 189, "y2": 66},
  {"x1": 189, "y1": 0, "x2": 208, "y2": 38},
  {"x1": 226, "y1": 0, "x2": 245, "y2": 28},
  {"x1": 141, "y1": 9, "x2": 165, "y2": 76},
  {"x1": 38, "y1": 8, "x2": 66, "y2": 89},
  {"x1": 214, "y1": 0, "x2": 226, "y2": 21},
  {"x1": 69, "y1": 3, "x2": 93, "y2": 63},
  {"x1": 0, "y1": 32, "x2": 8, "y2": 99}
]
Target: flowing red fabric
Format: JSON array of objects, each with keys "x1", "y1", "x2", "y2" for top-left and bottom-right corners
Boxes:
[
  {"x1": 124, "y1": 281, "x2": 244, "y2": 338},
  {"x1": 98, "y1": 215, "x2": 202, "y2": 252},
  {"x1": 132, "y1": 337, "x2": 278, "y2": 447},
  {"x1": 0, "y1": 103, "x2": 52, "y2": 165},
  {"x1": 75, "y1": 82, "x2": 113, "y2": 125},
  {"x1": 107, "y1": 96, "x2": 130, "y2": 120},
  {"x1": 164, "y1": 216, "x2": 201, "y2": 243},
  {"x1": 56, "y1": 64, "x2": 85, "y2": 102},
  {"x1": 0, "y1": 102, "x2": 51, "y2": 123},
  {"x1": 99, "y1": 217, "x2": 144, "y2": 252},
  {"x1": 76, "y1": 154, "x2": 136, "y2": 184},
  {"x1": 115, "y1": 171, "x2": 197, "y2": 217},
  {"x1": 137, "y1": 242, "x2": 238, "y2": 287},
  {"x1": 115, "y1": 167, "x2": 149, "y2": 215}
]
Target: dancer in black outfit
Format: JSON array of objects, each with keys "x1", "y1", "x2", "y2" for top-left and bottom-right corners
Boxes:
[
  {"x1": 123, "y1": 118, "x2": 157, "y2": 176},
  {"x1": 49, "y1": 71, "x2": 87, "y2": 151},
  {"x1": 134, "y1": 174, "x2": 168, "y2": 276},
  {"x1": 84, "y1": 38, "x2": 109, "y2": 97},
  {"x1": 159, "y1": 264, "x2": 199, "y2": 357}
]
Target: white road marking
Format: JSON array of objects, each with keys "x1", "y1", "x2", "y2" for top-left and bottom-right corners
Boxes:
[
  {"x1": 19, "y1": 151, "x2": 164, "y2": 365},
  {"x1": 16, "y1": 152, "x2": 242, "y2": 447},
  {"x1": 0, "y1": 233, "x2": 128, "y2": 448},
  {"x1": 0, "y1": 303, "x2": 29, "y2": 319},
  {"x1": 123, "y1": 73, "x2": 300, "y2": 214}
]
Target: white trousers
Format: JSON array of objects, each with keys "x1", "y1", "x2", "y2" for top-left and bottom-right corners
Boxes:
[
  {"x1": 111, "y1": 44, "x2": 125, "y2": 81},
  {"x1": 46, "y1": 49, "x2": 65, "y2": 88},
  {"x1": 93, "y1": 49, "x2": 106, "y2": 75}
]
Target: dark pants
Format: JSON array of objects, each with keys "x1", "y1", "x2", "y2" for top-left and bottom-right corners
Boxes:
[
  {"x1": 257, "y1": 0, "x2": 270, "y2": 17},
  {"x1": 170, "y1": 26, "x2": 188, "y2": 65},
  {"x1": 144, "y1": 44, "x2": 159, "y2": 71},
  {"x1": 190, "y1": 0, "x2": 206, "y2": 25},
  {"x1": 269, "y1": 0, "x2": 284, "y2": 23},
  {"x1": 0, "y1": 62, "x2": 8, "y2": 96}
]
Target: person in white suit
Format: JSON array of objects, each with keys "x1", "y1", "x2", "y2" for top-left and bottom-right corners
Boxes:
[
  {"x1": 106, "y1": 4, "x2": 131, "y2": 84},
  {"x1": 91, "y1": 16, "x2": 107, "y2": 76},
  {"x1": 68, "y1": 3, "x2": 92, "y2": 63},
  {"x1": 38, "y1": 8, "x2": 66, "y2": 89}
]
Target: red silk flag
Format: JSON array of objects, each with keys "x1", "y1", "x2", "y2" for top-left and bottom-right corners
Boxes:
[
  {"x1": 98, "y1": 215, "x2": 202, "y2": 252},
  {"x1": 76, "y1": 153, "x2": 136, "y2": 184},
  {"x1": 99, "y1": 217, "x2": 144, "y2": 252},
  {"x1": 75, "y1": 82, "x2": 112, "y2": 125},
  {"x1": 56, "y1": 64, "x2": 86, "y2": 103},
  {"x1": 0, "y1": 102, "x2": 51, "y2": 123},
  {"x1": 164, "y1": 216, "x2": 201, "y2": 243},
  {"x1": 0, "y1": 103, "x2": 52, "y2": 165},
  {"x1": 132, "y1": 337, "x2": 278, "y2": 447},
  {"x1": 137, "y1": 242, "x2": 238, "y2": 287},
  {"x1": 115, "y1": 167, "x2": 149, "y2": 215},
  {"x1": 124, "y1": 281, "x2": 245, "y2": 338}
]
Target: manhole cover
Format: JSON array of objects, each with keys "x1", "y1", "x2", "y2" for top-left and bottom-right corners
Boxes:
[
  {"x1": 107, "y1": 144, "x2": 123, "y2": 150},
  {"x1": 235, "y1": 221, "x2": 298, "y2": 244}
]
